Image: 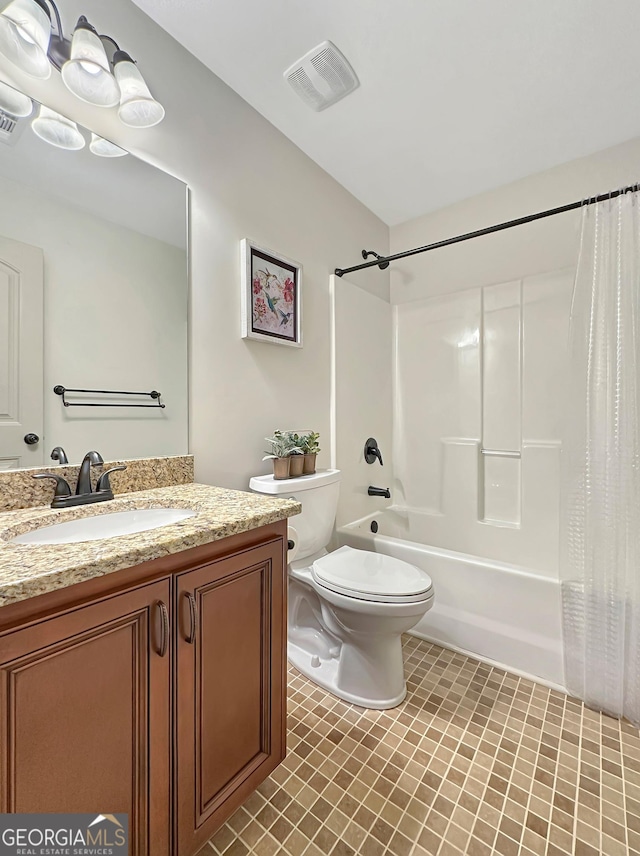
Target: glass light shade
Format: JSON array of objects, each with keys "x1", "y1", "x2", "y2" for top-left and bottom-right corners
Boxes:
[
  {"x1": 61, "y1": 20, "x2": 120, "y2": 107},
  {"x1": 89, "y1": 132, "x2": 127, "y2": 158},
  {"x1": 114, "y1": 57, "x2": 164, "y2": 128},
  {"x1": 32, "y1": 105, "x2": 85, "y2": 150},
  {"x1": 0, "y1": 0, "x2": 51, "y2": 79},
  {"x1": 0, "y1": 79, "x2": 32, "y2": 117}
]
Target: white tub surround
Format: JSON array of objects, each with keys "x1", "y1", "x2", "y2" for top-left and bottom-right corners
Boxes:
[{"x1": 392, "y1": 271, "x2": 573, "y2": 574}]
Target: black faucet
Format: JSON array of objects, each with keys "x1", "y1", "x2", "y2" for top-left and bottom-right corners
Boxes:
[
  {"x1": 364, "y1": 438, "x2": 384, "y2": 465},
  {"x1": 50, "y1": 446, "x2": 69, "y2": 464},
  {"x1": 368, "y1": 486, "x2": 391, "y2": 499},
  {"x1": 33, "y1": 451, "x2": 127, "y2": 509},
  {"x1": 76, "y1": 451, "x2": 104, "y2": 496}
]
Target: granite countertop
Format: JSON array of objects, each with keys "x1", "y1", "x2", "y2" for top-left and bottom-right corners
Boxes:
[{"x1": 0, "y1": 483, "x2": 301, "y2": 607}]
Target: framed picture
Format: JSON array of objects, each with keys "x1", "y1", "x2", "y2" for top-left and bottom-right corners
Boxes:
[{"x1": 241, "y1": 239, "x2": 302, "y2": 347}]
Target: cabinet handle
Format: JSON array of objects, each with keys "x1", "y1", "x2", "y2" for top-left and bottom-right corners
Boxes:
[
  {"x1": 185, "y1": 592, "x2": 197, "y2": 644},
  {"x1": 156, "y1": 600, "x2": 169, "y2": 657}
]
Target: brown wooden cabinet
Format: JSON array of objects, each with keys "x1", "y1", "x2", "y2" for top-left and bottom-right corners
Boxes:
[
  {"x1": 175, "y1": 538, "x2": 286, "y2": 856},
  {"x1": 0, "y1": 578, "x2": 172, "y2": 855},
  {"x1": 0, "y1": 521, "x2": 287, "y2": 856}
]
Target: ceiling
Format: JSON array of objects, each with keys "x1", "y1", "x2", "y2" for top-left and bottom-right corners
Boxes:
[{"x1": 132, "y1": 0, "x2": 640, "y2": 225}]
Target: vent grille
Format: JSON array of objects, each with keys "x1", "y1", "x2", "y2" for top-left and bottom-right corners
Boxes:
[
  {"x1": 287, "y1": 68, "x2": 326, "y2": 110},
  {"x1": 310, "y1": 47, "x2": 352, "y2": 96},
  {"x1": 0, "y1": 112, "x2": 16, "y2": 134},
  {"x1": 0, "y1": 110, "x2": 23, "y2": 147},
  {"x1": 284, "y1": 41, "x2": 359, "y2": 112}
]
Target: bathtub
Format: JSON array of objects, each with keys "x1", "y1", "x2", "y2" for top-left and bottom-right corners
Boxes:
[{"x1": 338, "y1": 510, "x2": 565, "y2": 689}]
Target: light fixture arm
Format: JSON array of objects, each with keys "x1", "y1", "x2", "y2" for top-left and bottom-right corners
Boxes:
[
  {"x1": 31, "y1": 0, "x2": 63, "y2": 39},
  {"x1": 38, "y1": 0, "x2": 69, "y2": 70},
  {"x1": 99, "y1": 34, "x2": 120, "y2": 68},
  {"x1": 45, "y1": 0, "x2": 62, "y2": 40}
]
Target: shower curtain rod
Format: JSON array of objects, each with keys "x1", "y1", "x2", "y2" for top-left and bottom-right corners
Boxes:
[{"x1": 334, "y1": 182, "x2": 640, "y2": 278}]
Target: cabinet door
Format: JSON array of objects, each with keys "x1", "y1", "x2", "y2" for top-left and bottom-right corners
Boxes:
[
  {"x1": 175, "y1": 538, "x2": 286, "y2": 856},
  {"x1": 0, "y1": 578, "x2": 172, "y2": 856}
]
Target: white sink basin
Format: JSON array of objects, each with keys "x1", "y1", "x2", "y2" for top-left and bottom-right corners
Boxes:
[{"x1": 11, "y1": 508, "x2": 197, "y2": 545}]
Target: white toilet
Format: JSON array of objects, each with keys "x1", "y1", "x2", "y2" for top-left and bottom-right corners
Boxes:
[{"x1": 249, "y1": 469, "x2": 434, "y2": 709}]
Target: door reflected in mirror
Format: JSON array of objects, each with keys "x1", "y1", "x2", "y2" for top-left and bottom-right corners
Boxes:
[{"x1": 0, "y1": 80, "x2": 188, "y2": 471}]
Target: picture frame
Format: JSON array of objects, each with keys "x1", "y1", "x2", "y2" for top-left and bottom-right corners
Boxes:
[{"x1": 241, "y1": 239, "x2": 302, "y2": 347}]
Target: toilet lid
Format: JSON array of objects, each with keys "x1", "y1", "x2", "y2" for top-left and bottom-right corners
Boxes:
[{"x1": 312, "y1": 546, "x2": 433, "y2": 603}]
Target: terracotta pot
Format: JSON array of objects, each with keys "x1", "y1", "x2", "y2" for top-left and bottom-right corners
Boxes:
[
  {"x1": 272, "y1": 457, "x2": 290, "y2": 480},
  {"x1": 303, "y1": 453, "x2": 317, "y2": 475},
  {"x1": 289, "y1": 455, "x2": 305, "y2": 477}
]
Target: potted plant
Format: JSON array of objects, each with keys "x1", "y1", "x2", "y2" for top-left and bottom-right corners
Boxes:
[
  {"x1": 301, "y1": 431, "x2": 320, "y2": 474},
  {"x1": 263, "y1": 430, "x2": 292, "y2": 479},
  {"x1": 285, "y1": 432, "x2": 306, "y2": 477}
]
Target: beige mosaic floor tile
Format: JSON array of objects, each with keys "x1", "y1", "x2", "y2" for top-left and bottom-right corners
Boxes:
[{"x1": 203, "y1": 637, "x2": 640, "y2": 856}]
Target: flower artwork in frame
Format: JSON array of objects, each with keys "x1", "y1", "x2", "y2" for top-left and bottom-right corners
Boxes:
[{"x1": 241, "y1": 239, "x2": 302, "y2": 347}]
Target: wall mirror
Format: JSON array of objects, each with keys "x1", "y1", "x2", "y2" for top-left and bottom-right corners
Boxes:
[{"x1": 0, "y1": 80, "x2": 188, "y2": 471}]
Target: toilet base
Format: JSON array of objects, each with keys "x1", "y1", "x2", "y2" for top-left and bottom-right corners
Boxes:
[{"x1": 287, "y1": 641, "x2": 408, "y2": 710}]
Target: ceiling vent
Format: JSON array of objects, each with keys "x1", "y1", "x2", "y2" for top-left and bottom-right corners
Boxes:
[
  {"x1": 0, "y1": 111, "x2": 26, "y2": 147},
  {"x1": 284, "y1": 41, "x2": 359, "y2": 112}
]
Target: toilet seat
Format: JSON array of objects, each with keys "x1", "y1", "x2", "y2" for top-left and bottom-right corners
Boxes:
[{"x1": 312, "y1": 545, "x2": 433, "y2": 604}]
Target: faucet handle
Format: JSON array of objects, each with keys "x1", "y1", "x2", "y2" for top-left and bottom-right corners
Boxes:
[
  {"x1": 33, "y1": 473, "x2": 72, "y2": 498},
  {"x1": 96, "y1": 465, "x2": 127, "y2": 494},
  {"x1": 364, "y1": 438, "x2": 384, "y2": 466}
]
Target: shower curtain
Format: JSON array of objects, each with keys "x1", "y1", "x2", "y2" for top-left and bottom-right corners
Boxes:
[{"x1": 561, "y1": 191, "x2": 640, "y2": 725}]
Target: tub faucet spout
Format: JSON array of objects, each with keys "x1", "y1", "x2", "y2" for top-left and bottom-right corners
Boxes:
[{"x1": 368, "y1": 486, "x2": 391, "y2": 499}]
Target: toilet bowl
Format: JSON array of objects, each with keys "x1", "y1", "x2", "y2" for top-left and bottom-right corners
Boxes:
[{"x1": 250, "y1": 469, "x2": 434, "y2": 709}]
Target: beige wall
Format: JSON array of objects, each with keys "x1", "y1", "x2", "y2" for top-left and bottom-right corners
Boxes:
[
  {"x1": 390, "y1": 136, "x2": 640, "y2": 303},
  {"x1": 0, "y1": 0, "x2": 389, "y2": 490}
]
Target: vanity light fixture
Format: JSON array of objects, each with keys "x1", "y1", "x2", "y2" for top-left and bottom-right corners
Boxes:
[
  {"x1": 0, "y1": 0, "x2": 52, "y2": 80},
  {"x1": 61, "y1": 17, "x2": 119, "y2": 107},
  {"x1": 0, "y1": 0, "x2": 164, "y2": 127},
  {"x1": 0, "y1": 77, "x2": 32, "y2": 115},
  {"x1": 31, "y1": 102, "x2": 84, "y2": 149},
  {"x1": 89, "y1": 131, "x2": 127, "y2": 158},
  {"x1": 113, "y1": 50, "x2": 164, "y2": 128}
]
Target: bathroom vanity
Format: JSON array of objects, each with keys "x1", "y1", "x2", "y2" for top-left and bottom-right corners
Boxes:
[{"x1": 0, "y1": 480, "x2": 300, "y2": 856}]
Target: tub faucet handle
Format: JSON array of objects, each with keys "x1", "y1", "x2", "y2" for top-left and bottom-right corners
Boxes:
[{"x1": 364, "y1": 438, "x2": 384, "y2": 465}]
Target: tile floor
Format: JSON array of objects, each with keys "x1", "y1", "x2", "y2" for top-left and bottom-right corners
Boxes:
[{"x1": 204, "y1": 636, "x2": 640, "y2": 856}]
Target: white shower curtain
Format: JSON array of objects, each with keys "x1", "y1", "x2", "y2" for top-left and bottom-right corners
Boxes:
[{"x1": 561, "y1": 191, "x2": 640, "y2": 725}]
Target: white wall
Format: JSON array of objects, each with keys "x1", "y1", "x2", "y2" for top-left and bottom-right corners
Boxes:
[
  {"x1": 0, "y1": 0, "x2": 389, "y2": 490},
  {"x1": 0, "y1": 173, "x2": 187, "y2": 464},
  {"x1": 331, "y1": 276, "x2": 393, "y2": 527},
  {"x1": 389, "y1": 136, "x2": 640, "y2": 577}
]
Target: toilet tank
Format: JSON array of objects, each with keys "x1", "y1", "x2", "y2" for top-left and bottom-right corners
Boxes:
[{"x1": 249, "y1": 469, "x2": 341, "y2": 561}]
